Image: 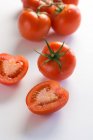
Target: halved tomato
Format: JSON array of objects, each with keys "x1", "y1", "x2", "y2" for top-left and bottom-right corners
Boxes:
[
  {"x1": 0, "y1": 53, "x2": 28, "y2": 85},
  {"x1": 26, "y1": 80, "x2": 69, "y2": 115}
]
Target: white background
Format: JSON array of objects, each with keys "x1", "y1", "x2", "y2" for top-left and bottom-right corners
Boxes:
[{"x1": 0, "y1": 0, "x2": 93, "y2": 140}]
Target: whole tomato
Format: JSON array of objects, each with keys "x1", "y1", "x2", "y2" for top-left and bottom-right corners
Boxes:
[
  {"x1": 52, "y1": 4, "x2": 81, "y2": 35},
  {"x1": 18, "y1": 10, "x2": 51, "y2": 41},
  {"x1": 21, "y1": 0, "x2": 57, "y2": 18},
  {"x1": 37, "y1": 41, "x2": 76, "y2": 80}
]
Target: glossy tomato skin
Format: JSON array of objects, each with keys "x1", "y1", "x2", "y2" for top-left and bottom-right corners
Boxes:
[
  {"x1": 38, "y1": 42, "x2": 76, "y2": 80},
  {"x1": 0, "y1": 53, "x2": 28, "y2": 85},
  {"x1": 52, "y1": 4, "x2": 81, "y2": 35},
  {"x1": 22, "y1": 0, "x2": 46, "y2": 11},
  {"x1": 62, "y1": 0, "x2": 79, "y2": 5},
  {"x1": 26, "y1": 80, "x2": 69, "y2": 115},
  {"x1": 21, "y1": 0, "x2": 57, "y2": 18},
  {"x1": 18, "y1": 10, "x2": 51, "y2": 41}
]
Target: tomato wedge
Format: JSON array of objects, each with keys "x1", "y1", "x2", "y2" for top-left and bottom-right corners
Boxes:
[
  {"x1": 0, "y1": 53, "x2": 28, "y2": 85},
  {"x1": 26, "y1": 80, "x2": 69, "y2": 115}
]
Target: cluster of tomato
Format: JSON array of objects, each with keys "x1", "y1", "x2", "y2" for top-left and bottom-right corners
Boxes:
[
  {"x1": 0, "y1": 40, "x2": 76, "y2": 115},
  {"x1": 0, "y1": 0, "x2": 80, "y2": 115},
  {"x1": 18, "y1": 0, "x2": 81, "y2": 41}
]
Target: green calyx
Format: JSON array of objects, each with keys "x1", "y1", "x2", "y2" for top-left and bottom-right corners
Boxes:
[
  {"x1": 35, "y1": 40, "x2": 69, "y2": 70},
  {"x1": 36, "y1": 0, "x2": 65, "y2": 15},
  {"x1": 55, "y1": 4, "x2": 65, "y2": 14}
]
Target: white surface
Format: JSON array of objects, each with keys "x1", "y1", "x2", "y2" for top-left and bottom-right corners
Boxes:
[{"x1": 0, "y1": 0, "x2": 93, "y2": 140}]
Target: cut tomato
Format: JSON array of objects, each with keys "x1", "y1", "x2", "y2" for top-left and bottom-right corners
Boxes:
[
  {"x1": 0, "y1": 53, "x2": 28, "y2": 85},
  {"x1": 26, "y1": 80, "x2": 69, "y2": 115}
]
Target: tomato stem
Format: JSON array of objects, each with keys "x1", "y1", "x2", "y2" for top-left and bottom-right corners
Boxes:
[
  {"x1": 44, "y1": 39, "x2": 54, "y2": 54},
  {"x1": 36, "y1": 0, "x2": 65, "y2": 14},
  {"x1": 35, "y1": 40, "x2": 69, "y2": 70},
  {"x1": 36, "y1": 2, "x2": 53, "y2": 13},
  {"x1": 56, "y1": 42, "x2": 65, "y2": 54}
]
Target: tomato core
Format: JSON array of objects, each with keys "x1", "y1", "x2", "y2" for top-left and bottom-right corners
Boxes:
[
  {"x1": 33, "y1": 87, "x2": 59, "y2": 105},
  {"x1": 0, "y1": 59, "x2": 23, "y2": 79}
]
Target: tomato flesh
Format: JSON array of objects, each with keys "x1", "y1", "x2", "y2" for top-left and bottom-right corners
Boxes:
[
  {"x1": 0, "y1": 54, "x2": 28, "y2": 85},
  {"x1": 34, "y1": 87, "x2": 58, "y2": 104},
  {"x1": 0, "y1": 59, "x2": 23, "y2": 79},
  {"x1": 26, "y1": 81, "x2": 69, "y2": 115}
]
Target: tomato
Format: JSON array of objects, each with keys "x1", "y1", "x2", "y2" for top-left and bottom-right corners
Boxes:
[
  {"x1": 21, "y1": 0, "x2": 29, "y2": 8},
  {"x1": 52, "y1": 4, "x2": 81, "y2": 35},
  {"x1": 37, "y1": 41, "x2": 76, "y2": 80},
  {"x1": 26, "y1": 80, "x2": 69, "y2": 115},
  {"x1": 22, "y1": 0, "x2": 46, "y2": 11},
  {"x1": 21, "y1": 0, "x2": 49, "y2": 11},
  {"x1": 18, "y1": 10, "x2": 51, "y2": 41},
  {"x1": 21, "y1": 0, "x2": 57, "y2": 18},
  {"x1": 62, "y1": 0, "x2": 79, "y2": 5},
  {"x1": 0, "y1": 53, "x2": 28, "y2": 85}
]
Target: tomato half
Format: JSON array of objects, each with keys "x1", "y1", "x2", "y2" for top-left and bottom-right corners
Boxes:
[
  {"x1": 62, "y1": 0, "x2": 79, "y2": 5},
  {"x1": 0, "y1": 53, "x2": 28, "y2": 85},
  {"x1": 52, "y1": 4, "x2": 81, "y2": 35},
  {"x1": 18, "y1": 10, "x2": 51, "y2": 41},
  {"x1": 37, "y1": 41, "x2": 76, "y2": 80},
  {"x1": 26, "y1": 80, "x2": 69, "y2": 115}
]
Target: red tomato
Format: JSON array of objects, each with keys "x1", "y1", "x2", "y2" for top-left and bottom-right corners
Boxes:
[
  {"x1": 18, "y1": 10, "x2": 51, "y2": 41},
  {"x1": 62, "y1": 0, "x2": 79, "y2": 5},
  {"x1": 21, "y1": 0, "x2": 29, "y2": 8},
  {"x1": 21, "y1": 0, "x2": 57, "y2": 18},
  {"x1": 26, "y1": 80, "x2": 69, "y2": 115},
  {"x1": 22, "y1": 0, "x2": 46, "y2": 11},
  {"x1": 0, "y1": 53, "x2": 28, "y2": 85},
  {"x1": 52, "y1": 4, "x2": 81, "y2": 35},
  {"x1": 37, "y1": 41, "x2": 76, "y2": 80}
]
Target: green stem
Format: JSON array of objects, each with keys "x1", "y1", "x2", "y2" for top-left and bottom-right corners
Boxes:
[
  {"x1": 36, "y1": 0, "x2": 65, "y2": 14},
  {"x1": 44, "y1": 39, "x2": 54, "y2": 55},
  {"x1": 35, "y1": 40, "x2": 68, "y2": 70}
]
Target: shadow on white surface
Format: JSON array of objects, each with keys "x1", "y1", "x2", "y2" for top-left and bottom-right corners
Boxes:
[
  {"x1": 47, "y1": 29, "x2": 77, "y2": 47},
  {"x1": 0, "y1": 83, "x2": 21, "y2": 103},
  {"x1": 14, "y1": 38, "x2": 44, "y2": 55},
  {"x1": 21, "y1": 111, "x2": 62, "y2": 139},
  {"x1": 14, "y1": 34, "x2": 76, "y2": 57},
  {"x1": 60, "y1": 79, "x2": 70, "y2": 88},
  {"x1": 13, "y1": 9, "x2": 22, "y2": 20}
]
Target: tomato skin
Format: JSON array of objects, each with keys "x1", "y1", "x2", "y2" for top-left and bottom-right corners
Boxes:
[
  {"x1": 62, "y1": 0, "x2": 79, "y2": 5},
  {"x1": 26, "y1": 80, "x2": 69, "y2": 115},
  {"x1": 38, "y1": 42, "x2": 76, "y2": 80},
  {"x1": 28, "y1": 0, "x2": 47, "y2": 11},
  {"x1": 21, "y1": 0, "x2": 57, "y2": 18},
  {"x1": 52, "y1": 4, "x2": 81, "y2": 35},
  {"x1": 0, "y1": 53, "x2": 28, "y2": 85},
  {"x1": 18, "y1": 10, "x2": 51, "y2": 41},
  {"x1": 22, "y1": 0, "x2": 46, "y2": 10},
  {"x1": 21, "y1": 0, "x2": 29, "y2": 8}
]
